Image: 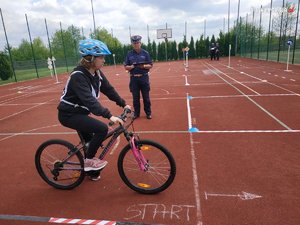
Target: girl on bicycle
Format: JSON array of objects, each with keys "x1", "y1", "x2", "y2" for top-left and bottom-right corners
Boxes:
[{"x1": 57, "y1": 39, "x2": 131, "y2": 176}]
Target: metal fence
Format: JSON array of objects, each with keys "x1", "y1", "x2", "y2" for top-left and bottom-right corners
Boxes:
[
  {"x1": 237, "y1": 0, "x2": 300, "y2": 64},
  {"x1": 1, "y1": 0, "x2": 300, "y2": 84}
]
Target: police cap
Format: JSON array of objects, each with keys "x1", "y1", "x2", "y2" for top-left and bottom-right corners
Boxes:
[{"x1": 131, "y1": 35, "x2": 142, "y2": 43}]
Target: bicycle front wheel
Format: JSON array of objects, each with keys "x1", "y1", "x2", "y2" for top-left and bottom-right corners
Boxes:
[
  {"x1": 118, "y1": 139, "x2": 176, "y2": 194},
  {"x1": 35, "y1": 139, "x2": 85, "y2": 190}
]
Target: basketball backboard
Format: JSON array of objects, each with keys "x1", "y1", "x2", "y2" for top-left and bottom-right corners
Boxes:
[{"x1": 157, "y1": 28, "x2": 172, "y2": 39}]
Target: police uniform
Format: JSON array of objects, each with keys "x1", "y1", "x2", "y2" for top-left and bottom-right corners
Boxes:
[
  {"x1": 210, "y1": 43, "x2": 216, "y2": 60},
  {"x1": 124, "y1": 35, "x2": 152, "y2": 119}
]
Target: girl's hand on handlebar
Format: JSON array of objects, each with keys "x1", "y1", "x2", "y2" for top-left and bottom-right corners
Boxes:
[
  {"x1": 109, "y1": 116, "x2": 124, "y2": 125},
  {"x1": 124, "y1": 105, "x2": 131, "y2": 112}
]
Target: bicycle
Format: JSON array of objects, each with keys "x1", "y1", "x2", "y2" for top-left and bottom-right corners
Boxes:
[{"x1": 35, "y1": 109, "x2": 176, "y2": 194}]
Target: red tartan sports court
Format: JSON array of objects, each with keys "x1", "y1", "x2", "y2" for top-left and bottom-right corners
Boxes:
[{"x1": 0, "y1": 57, "x2": 299, "y2": 225}]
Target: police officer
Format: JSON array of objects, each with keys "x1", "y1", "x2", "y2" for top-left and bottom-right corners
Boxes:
[
  {"x1": 124, "y1": 35, "x2": 153, "y2": 119},
  {"x1": 210, "y1": 42, "x2": 216, "y2": 60}
]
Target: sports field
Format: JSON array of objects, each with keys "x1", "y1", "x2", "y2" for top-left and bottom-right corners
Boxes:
[{"x1": 0, "y1": 56, "x2": 299, "y2": 225}]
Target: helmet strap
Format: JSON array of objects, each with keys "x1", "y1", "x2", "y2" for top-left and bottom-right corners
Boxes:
[{"x1": 82, "y1": 56, "x2": 95, "y2": 63}]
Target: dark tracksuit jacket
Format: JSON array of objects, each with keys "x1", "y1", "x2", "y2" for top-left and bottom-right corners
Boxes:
[
  {"x1": 57, "y1": 66, "x2": 126, "y2": 158},
  {"x1": 57, "y1": 66, "x2": 126, "y2": 117}
]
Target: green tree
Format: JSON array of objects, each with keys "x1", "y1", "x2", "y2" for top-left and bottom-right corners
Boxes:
[
  {"x1": 196, "y1": 35, "x2": 206, "y2": 58},
  {"x1": 188, "y1": 36, "x2": 196, "y2": 59},
  {"x1": 11, "y1": 39, "x2": 32, "y2": 61},
  {"x1": 170, "y1": 41, "x2": 178, "y2": 60},
  {"x1": 32, "y1": 38, "x2": 49, "y2": 59},
  {"x1": 217, "y1": 31, "x2": 226, "y2": 56},
  {"x1": 9, "y1": 37, "x2": 48, "y2": 61},
  {"x1": 51, "y1": 28, "x2": 79, "y2": 59},
  {"x1": 151, "y1": 41, "x2": 157, "y2": 61},
  {"x1": 93, "y1": 28, "x2": 124, "y2": 65},
  {"x1": 0, "y1": 52, "x2": 12, "y2": 80}
]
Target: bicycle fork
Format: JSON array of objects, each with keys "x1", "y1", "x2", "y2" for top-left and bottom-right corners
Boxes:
[{"x1": 130, "y1": 137, "x2": 148, "y2": 171}]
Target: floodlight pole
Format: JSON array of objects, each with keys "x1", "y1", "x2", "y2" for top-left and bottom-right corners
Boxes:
[
  {"x1": 91, "y1": 0, "x2": 96, "y2": 34},
  {"x1": 0, "y1": 8, "x2": 17, "y2": 82},
  {"x1": 228, "y1": 0, "x2": 230, "y2": 34}
]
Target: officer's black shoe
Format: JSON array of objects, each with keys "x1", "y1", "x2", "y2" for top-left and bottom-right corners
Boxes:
[
  {"x1": 133, "y1": 114, "x2": 140, "y2": 119},
  {"x1": 146, "y1": 115, "x2": 152, "y2": 119}
]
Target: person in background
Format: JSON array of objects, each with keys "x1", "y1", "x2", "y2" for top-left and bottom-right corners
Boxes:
[
  {"x1": 124, "y1": 35, "x2": 153, "y2": 119},
  {"x1": 210, "y1": 42, "x2": 216, "y2": 60},
  {"x1": 57, "y1": 39, "x2": 131, "y2": 180},
  {"x1": 215, "y1": 42, "x2": 220, "y2": 60}
]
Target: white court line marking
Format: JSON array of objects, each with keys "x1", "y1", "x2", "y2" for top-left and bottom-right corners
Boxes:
[
  {"x1": 0, "y1": 83, "x2": 62, "y2": 105},
  {"x1": 204, "y1": 63, "x2": 293, "y2": 130},
  {"x1": 0, "y1": 99, "x2": 55, "y2": 122},
  {"x1": 0, "y1": 124, "x2": 61, "y2": 142},
  {"x1": 229, "y1": 67, "x2": 300, "y2": 96},
  {"x1": 182, "y1": 75, "x2": 190, "y2": 86},
  {"x1": 189, "y1": 133, "x2": 202, "y2": 225},
  {"x1": 186, "y1": 93, "x2": 192, "y2": 130},
  {"x1": 0, "y1": 91, "x2": 42, "y2": 104},
  {"x1": 160, "y1": 88, "x2": 170, "y2": 94},
  {"x1": 0, "y1": 102, "x2": 51, "y2": 106},
  {"x1": 210, "y1": 67, "x2": 261, "y2": 95},
  {"x1": 1, "y1": 130, "x2": 300, "y2": 137}
]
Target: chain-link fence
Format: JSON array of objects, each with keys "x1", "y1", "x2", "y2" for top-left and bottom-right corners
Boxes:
[
  {"x1": 1, "y1": 1, "x2": 300, "y2": 84},
  {"x1": 238, "y1": 1, "x2": 300, "y2": 64}
]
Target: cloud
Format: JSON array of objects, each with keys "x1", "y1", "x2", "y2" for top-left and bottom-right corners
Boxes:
[{"x1": 0, "y1": 0, "x2": 296, "y2": 50}]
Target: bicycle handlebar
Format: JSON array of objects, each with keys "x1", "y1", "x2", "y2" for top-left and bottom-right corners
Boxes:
[{"x1": 108, "y1": 108, "x2": 132, "y2": 127}]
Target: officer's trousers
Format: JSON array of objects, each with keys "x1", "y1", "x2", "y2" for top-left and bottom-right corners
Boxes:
[{"x1": 129, "y1": 74, "x2": 151, "y2": 116}]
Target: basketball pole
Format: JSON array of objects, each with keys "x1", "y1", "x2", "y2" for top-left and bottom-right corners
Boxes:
[
  {"x1": 165, "y1": 37, "x2": 168, "y2": 61},
  {"x1": 156, "y1": 28, "x2": 172, "y2": 62}
]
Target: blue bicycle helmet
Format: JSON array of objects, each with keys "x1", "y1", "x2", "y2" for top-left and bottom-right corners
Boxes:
[{"x1": 79, "y1": 39, "x2": 111, "y2": 57}]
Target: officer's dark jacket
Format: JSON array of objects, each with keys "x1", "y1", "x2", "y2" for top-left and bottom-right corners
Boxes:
[
  {"x1": 124, "y1": 49, "x2": 152, "y2": 75},
  {"x1": 57, "y1": 66, "x2": 126, "y2": 119}
]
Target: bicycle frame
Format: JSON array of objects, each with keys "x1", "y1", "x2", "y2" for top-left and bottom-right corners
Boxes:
[
  {"x1": 35, "y1": 109, "x2": 176, "y2": 192},
  {"x1": 78, "y1": 112, "x2": 148, "y2": 172}
]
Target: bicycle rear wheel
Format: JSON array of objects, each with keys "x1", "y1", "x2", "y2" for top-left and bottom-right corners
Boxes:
[
  {"x1": 118, "y1": 139, "x2": 176, "y2": 194},
  {"x1": 35, "y1": 139, "x2": 85, "y2": 190}
]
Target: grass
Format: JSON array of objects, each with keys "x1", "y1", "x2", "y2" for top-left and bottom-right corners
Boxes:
[{"x1": 0, "y1": 67, "x2": 69, "y2": 85}]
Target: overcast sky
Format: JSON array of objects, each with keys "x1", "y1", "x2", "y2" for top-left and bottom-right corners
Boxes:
[{"x1": 0, "y1": 0, "x2": 294, "y2": 50}]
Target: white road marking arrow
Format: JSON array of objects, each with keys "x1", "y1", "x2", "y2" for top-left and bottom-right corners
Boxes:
[{"x1": 205, "y1": 191, "x2": 262, "y2": 200}]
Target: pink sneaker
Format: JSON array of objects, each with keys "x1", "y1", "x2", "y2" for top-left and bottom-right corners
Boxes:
[{"x1": 84, "y1": 158, "x2": 108, "y2": 171}]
